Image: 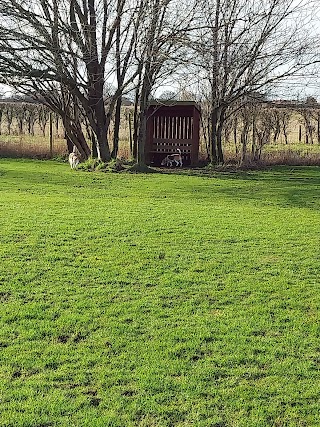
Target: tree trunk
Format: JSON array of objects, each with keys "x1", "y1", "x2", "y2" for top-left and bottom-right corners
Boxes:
[
  {"x1": 299, "y1": 125, "x2": 302, "y2": 142},
  {"x1": 251, "y1": 117, "x2": 256, "y2": 158},
  {"x1": 91, "y1": 131, "x2": 98, "y2": 158},
  {"x1": 112, "y1": 96, "x2": 122, "y2": 158},
  {"x1": 63, "y1": 118, "x2": 91, "y2": 160},
  {"x1": 137, "y1": 83, "x2": 149, "y2": 166},
  {"x1": 210, "y1": 106, "x2": 225, "y2": 164},
  {"x1": 210, "y1": 109, "x2": 218, "y2": 164},
  {"x1": 132, "y1": 66, "x2": 143, "y2": 161},
  {"x1": 216, "y1": 109, "x2": 225, "y2": 163},
  {"x1": 283, "y1": 126, "x2": 288, "y2": 144},
  {"x1": 92, "y1": 101, "x2": 111, "y2": 162},
  {"x1": 65, "y1": 132, "x2": 74, "y2": 154},
  {"x1": 233, "y1": 117, "x2": 238, "y2": 155},
  {"x1": 240, "y1": 119, "x2": 250, "y2": 165},
  {"x1": 128, "y1": 113, "x2": 133, "y2": 156},
  {"x1": 87, "y1": 65, "x2": 111, "y2": 161},
  {"x1": 136, "y1": 67, "x2": 152, "y2": 167},
  {"x1": 137, "y1": 110, "x2": 147, "y2": 166}
]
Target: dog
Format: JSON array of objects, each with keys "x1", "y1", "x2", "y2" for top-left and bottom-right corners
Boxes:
[
  {"x1": 161, "y1": 148, "x2": 183, "y2": 167},
  {"x1": 69, "y1": 152, "x2": 80, "y2": 169}
]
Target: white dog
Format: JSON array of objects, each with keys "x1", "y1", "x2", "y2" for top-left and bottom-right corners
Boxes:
[
  {"x1": 69, "y1": 152, "x2": 80, "y2": 169},
  {"x1": 161, "y1": 148, "x2": 183, "y2": 167}
]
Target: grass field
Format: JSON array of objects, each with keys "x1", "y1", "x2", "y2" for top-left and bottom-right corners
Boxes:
[{"x1": 0, "y1": 159, "x2": 320, "y2": 427}]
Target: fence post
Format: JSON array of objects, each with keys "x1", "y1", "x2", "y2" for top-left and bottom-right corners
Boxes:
[
  {"x1": 128, "y1": 113, "x2": 133, "y2": 156},
  {"x1": 49, "y1": 112, "x2": 53, "y2": 158}
]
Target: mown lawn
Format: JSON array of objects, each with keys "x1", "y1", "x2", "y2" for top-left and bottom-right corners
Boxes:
[{"x1": 0, "y1": 159, "x2": 320, "y2": 427}]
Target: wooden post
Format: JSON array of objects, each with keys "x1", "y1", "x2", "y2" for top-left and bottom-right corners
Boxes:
[
  {"x1": 192, "y1": 106, "x2": 200, "y2": 166},
  {"x1": 299, "y1": 125, "x2": 302, "y2": 143},
  {"x1": 145, "y1": 106, "x2": 155, "y2": 165},
  {"x1": 49, "y1": 112, "x2": 53, "y2": 158},
  {"x1": 128, "y1": 113, "x2": 133, "y2": 156}
]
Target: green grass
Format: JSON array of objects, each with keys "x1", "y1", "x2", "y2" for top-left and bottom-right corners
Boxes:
[
  {"x1": 265, "y1": 143, "x2": 320, "y2": 153},
  {"x1": 0, "y1": 159, "x2": 320, "y2": 427}
]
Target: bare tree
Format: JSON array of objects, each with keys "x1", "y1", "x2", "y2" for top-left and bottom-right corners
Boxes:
[
  {"x1": 4, "y1": 103, "x2": 14, "y2": 135},
  {"x1": 37, "y1": 104, "x2": 49, "y2": 137},
  {"x1": 299, "y1": 108, "x2": 315, "y2": 144},
  {"x1": 133, "y1": 0, "x2": 197, "y2": 167},
  {"x1": 280, "y1": 109, "x2": 292, "y2": 145},
  {"x1": 14, "y1": 103, "x2": 27, "y2": 135},
  {"x1": 192, "y1": 0, "x2": 318, "y2": 164},
  {"x1": 269, "y1": 108, "x2": 292, "y2": 144},
  {"x1": 251, "y1": 107, "x2": 272, "y2": 162},
  {"x1": 0, "y1": 0, "x2": 141, "y2": 161},
  {"x1": 270, "y1": 109, "x2": 282, "y2": 144},
  {"x1": 311, "y1": 109, "x2": 320, "y2": 144},
  {"x1": 25, "y1": 104, "x2": 38, "y2": 136},
  {"x1": 0, "y1": 104, "x2": 4, "y2": 135}
]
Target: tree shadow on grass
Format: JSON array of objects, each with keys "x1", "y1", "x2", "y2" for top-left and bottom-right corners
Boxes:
[
  {"x1": 220, "y1": 168, "x2": 320, "y2": 211},
  {"x1": 158, "y1": 165, "x2": 320, "y2": 211}
]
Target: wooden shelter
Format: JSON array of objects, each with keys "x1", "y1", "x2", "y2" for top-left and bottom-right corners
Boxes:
[{"x1": 145, "y1": 101, "x2": 200, "y2": 167}]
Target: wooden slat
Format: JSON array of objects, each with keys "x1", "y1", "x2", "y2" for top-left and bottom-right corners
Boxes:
[
  {"x1": 152, "y1": 150, "x2": 191, "y2": 153},
  {"x1": 153, "y1": 138, "x2": 192, "y2": 144},
  {"x1": 151, "y1": 138, "x2": 192, "y2": 153}
]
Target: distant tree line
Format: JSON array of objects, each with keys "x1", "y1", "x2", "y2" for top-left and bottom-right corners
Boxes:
[{"x1": 0, "y1": 102, "x2": 58, "y2": 137}]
